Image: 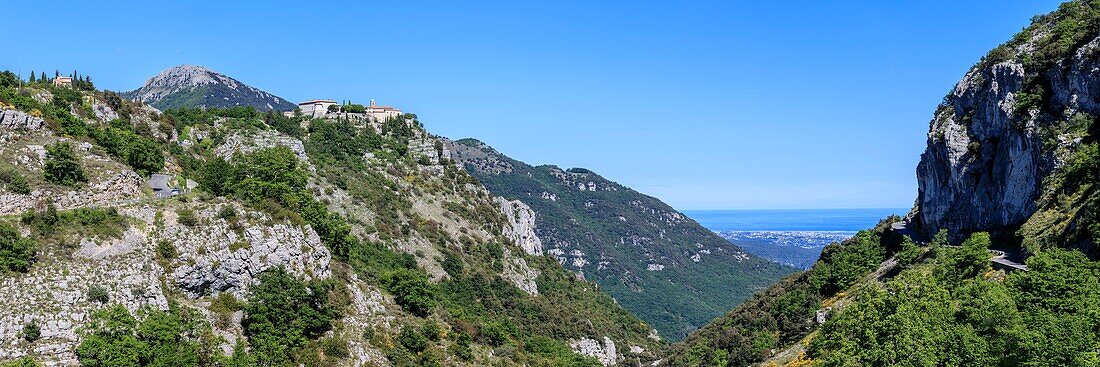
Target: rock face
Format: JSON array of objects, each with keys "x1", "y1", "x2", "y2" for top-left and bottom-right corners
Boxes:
[
  {"x1": 571, "y1": 336, "x2": 619, "y2": 366},
  {"x1": 915, "y1": 28, "x2": 1100, "y2": 242},
  {"x1": 215, "y1": 130, "x2": 309, "y2": 162},
  {"x1": 122, "y1": 65, "x2": 296, "y2": 111},
  {"x1": 167, "y1": 204, "x2": 332, "y2": 298},
  {"x1": 0, "y1": 109, "x2": 44, "y2": 131},
  {"x1": 496, "y1": 197, "x2": 543, "y2": 256}
]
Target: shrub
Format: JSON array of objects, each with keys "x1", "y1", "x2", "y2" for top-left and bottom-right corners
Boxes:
[
  {"x1": 77, "y1": 305, "x2": 211, "y2": 367},
  {"x1": 155, "y1": 240, "x2": 178, "y2": 262},
  {"x1": 940, "y1": 232, "x2": 992, "y2": 284},
  {"x1": 43, "y1": 142, "x2": 86, "y2": 187},
  {"x1": 0, "y1": 168, "x2": 30, "y2": 194},
  {"x1": 176, "y1": 208, "x2": 198, "y2": 227},
  {"x1": 0, "y1": 356, "x2": 39, "y2": 367},
  {"x1": 0, "y1": 223, "x2": 36, "y2": 273},
  {"x1": 217, "y1": 205, "x2": 237, "y2": 220},
  {"x1": 210, "y1": 292, "x2": 242, "y2": 329},
  {"x1": 22, "y1": 320, "x2": 40, "y2": 342},
  {"x1": 398, "y1": 326, "x2": 428, "y2": 352},
  {"x1": 384, "y1": 268, "x2": 436, "y2": 317},
  {"x1": 242, "y1": 268, "x2": 338, "y2": 366},
  {"x1": 87, "y1": 286, "x2": 109, "y2": 304}
]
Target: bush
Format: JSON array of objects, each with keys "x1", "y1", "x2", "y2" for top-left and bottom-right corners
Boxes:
[
  {"x1": 0, "y1": 168, "x2": 30, "y2": 194},
  {"x1": 87, "y1": 286, "x2": 109, "y2": 304},
  {"x1": 22, "y1": 320, "x2": 40, "y2": 342},
  {"x1": 384, "y1": 268, "x2": 436, "y2": 317},
  {"x1": 0, "y1": 223, "x2": 36, "y2": 273},
  {"x1": 242, "y1": 268, "x2": 339, "y2": 366},
  {"x1": 43, "y1": 142, "x2": 86, "y2": 187},
  {"x1": 398, "y1": 326, "x2": 428, "y2": 352},
  {"x1": 0, "y1": 356, "x2": 39, "y2": 367},
  {"x1": 77, "y1": 305, "x2": 211, "y2": 367},
  {"x1": 155, "y1": 240, "x2": 178, "y2": 262},
  {"x1": 940, "y1": 232, "x2": 992, "y2": 284},
  {"x1": 176, "y1": 208, "x2": 198, "y2": 227}
]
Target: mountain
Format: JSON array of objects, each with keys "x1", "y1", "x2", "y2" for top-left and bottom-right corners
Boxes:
[
  {"x1": 447, "y1": 138, "x2": 796, "y2": 340},
  {"x1": 122, "y1": 65, "x2": 296, "y2": 111},
  {"x1": 668, "y1": 1, "x2": 1100, "y2": 365},
  {"x1": 0, "y1": 71, "x2": 664, "y2": 365}
]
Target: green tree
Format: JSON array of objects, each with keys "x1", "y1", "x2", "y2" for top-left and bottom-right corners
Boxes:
[
  {"x1": 384, "y1": 268, "x2": 436, "y2": 317},
  {"x1": 940, "y1": 232, "x2": 992, "y2": 284},
  {"x1": 43, "y1": 142, "x2": 86, "y2": 187},
  {"x1": 242, "y1": 268, "x2": 337, "y2": 366},
  {"x1": 0, "y1": 223, "x2": 35, "y2": 273},
  {"x1": 200, "y1": 157, "x2": 234, "y2": 196}
]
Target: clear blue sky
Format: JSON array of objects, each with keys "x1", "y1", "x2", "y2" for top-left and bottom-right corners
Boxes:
[{"x1": 0, "y1": 1, "x2": 1062, "y2": 209}]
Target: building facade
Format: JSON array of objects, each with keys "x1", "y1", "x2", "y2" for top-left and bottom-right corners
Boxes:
[
  {"x1": 365, "y1": 99, "x2": 403, "y2": 121},
  {"x1": 298, "y1": 99, "x2": 337, "y2": 118}
]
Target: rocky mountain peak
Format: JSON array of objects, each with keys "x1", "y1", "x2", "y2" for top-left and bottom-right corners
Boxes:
[{"x1": 123, "y1": 64, "x2": 296, "y2": 111}]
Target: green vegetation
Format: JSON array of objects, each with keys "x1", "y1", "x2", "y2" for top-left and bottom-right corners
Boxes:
[
  {"x1": 22, "y1": 320, "x2": 40, "y2": 342},
  {"x1": 0, "y1": 357, "x2": 39, "y2": 367},
  {"x1": 454, "y1": 138, "x2": 794, "y2": 339},
  {"x1": 21, "y1": 205, "x2": 127, "y2": 240},
  {"x1": 669, "y1": 218, "x2": 901, "y2": 366},
  {"x1": 0, "y1": 223, "x2": 36, "y2": 273},
  {"x1": 43, "y1": 142, "x2": 86, "y2": 187},
  {"x1": 89, "y1": 119, "x2": 164, "y2": 176},
  {"x1": 0, "y1": 167, "x2": 31, "y2": 194},
  {"x1": 76, "y1": 305, "x2": 220, "y2": 367},
  {"x1": 808, "y1": 237, "x2": 1100, "y2": 367},
  {"x1": 87, "y1": 286, "x2": 109, "y2": 304},
  {"x1": 242, "y1": 268, "x2": 343, "y2": 366}
]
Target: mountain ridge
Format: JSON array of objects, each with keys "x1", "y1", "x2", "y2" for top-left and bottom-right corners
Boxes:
[
  {"x1": 122, "y1": 65, "x2": 296, "y2": 111},
  {"x1": 448, "y1": 137, "x2": 796, "y2": 340}
]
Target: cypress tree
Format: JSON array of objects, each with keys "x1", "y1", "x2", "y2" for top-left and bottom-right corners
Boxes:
[
  {"x1": 28, "y1": 71, "x2": 35, "y2": 83},
  {"x1": 40, "y1": 72, "x2": 46, "y2": 83}
]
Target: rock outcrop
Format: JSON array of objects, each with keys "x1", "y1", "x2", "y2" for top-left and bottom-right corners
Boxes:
[
  {"x1": 571, "y1": 336, "x2": 619, "y2": 366},
  {"x1": 916, "y1": 28, "x2": 1100, "y2": 243},
  {"x1": 497, "y1": 197, "x2": 543, "y2": 256},
  {"x1": 167, "y1": 204, "x2": 332, "y2": 298},
  {"x1": 0, "y1": 109, "x2": 44, "y2": 131}
]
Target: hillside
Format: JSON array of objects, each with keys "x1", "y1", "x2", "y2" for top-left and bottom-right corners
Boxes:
[
  {"x1": 0, "y1": 71, "x2": 664, "y2": 366},
  {"x1": 122, "y1": 65, "x2": 296, "y2": 111},
  {"x1": 448, "y1": 138, "x2": 795, "y2": 340},
  {"x1": 668, "y1": 1, "x2": 1100, "y2": 366}
]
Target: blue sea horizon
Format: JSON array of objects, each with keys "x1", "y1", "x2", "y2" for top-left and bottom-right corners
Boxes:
[{"x1": 682, "y1": 208, "x2": 908, "y2": 232}]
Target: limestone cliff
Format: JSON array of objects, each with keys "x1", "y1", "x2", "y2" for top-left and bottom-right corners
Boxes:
[{"x1": 916, "y1": 2, "x2": 1100, "y2": 254}]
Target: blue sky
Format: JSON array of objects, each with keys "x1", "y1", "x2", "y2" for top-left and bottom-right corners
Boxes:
[{"x1": 0, "y1": 1, "x2": 1062, "y2": 209}]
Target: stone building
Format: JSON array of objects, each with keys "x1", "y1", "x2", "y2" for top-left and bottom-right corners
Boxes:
[{"x1": 297, "y1": 99, "x2": 337, "y2": 118}]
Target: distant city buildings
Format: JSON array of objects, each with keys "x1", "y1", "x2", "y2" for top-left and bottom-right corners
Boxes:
[{"x1": 297, "y1": 99, "x2": 338, "y2": 118}]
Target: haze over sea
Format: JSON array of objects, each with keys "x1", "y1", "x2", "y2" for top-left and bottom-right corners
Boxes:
[
  {"x1": 683, "y1": 208, "x2": 907, "y2": 232},
  {"x1": 683, "y1": 208, "x2": 907, "y2": 268}
]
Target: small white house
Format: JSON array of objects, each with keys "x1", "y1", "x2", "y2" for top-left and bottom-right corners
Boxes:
[{"x1": 298, "y1": 99, "x2": 338, "y2": 118}]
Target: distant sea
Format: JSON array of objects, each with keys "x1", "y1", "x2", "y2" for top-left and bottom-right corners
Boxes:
[{"x1": 683, "y1": 208, "x2": 907, "y2": 269}]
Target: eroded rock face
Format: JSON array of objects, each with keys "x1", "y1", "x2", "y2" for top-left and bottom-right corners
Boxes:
[
  {"x1": 0, "y1": 109, "x2": 45, "y2": 131},
  {"x1": 571, "y1": 336, "x2": 619, "y2": 366},
  {"x1": 916, "y1": 34, "x2": 1100, "y2": 241},
  {"x1": 166, "y1": 204, "x2": 332, "y2": 298},
  {"x1": 215, "y1": 130, "x2": 308, "y2": 162},
  {"x1": 496, "y1": 197, "x2": 543, "y2": 256},
  {"x1": 0, "y1": 171, "x2": 144, "y2": 216}
]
